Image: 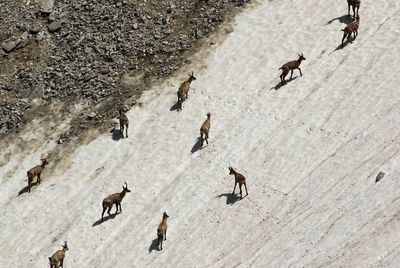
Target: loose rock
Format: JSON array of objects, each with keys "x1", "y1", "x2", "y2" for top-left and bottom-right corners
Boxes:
[
  {"x1": 1, "y1": 36, "x2": 21, "y2": 53},
  {"x1": 41, "y1": 0, "x2": 55, "y2": 14},
  {"x1": 48, "y1": 21, "x2": 62, "y2": 33},
  {"x1": 375, "y1": 171, "x2": 385, "y2": 183},
  {"x1": 29, "y1": 22, "x2": 41, "y2": 34}
]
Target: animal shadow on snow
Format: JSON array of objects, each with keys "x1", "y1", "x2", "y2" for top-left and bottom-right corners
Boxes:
[
  {"x1": 333, "y1": 38, "x2": 353, "y2": 52},
  {"x1": 148, "y1": 238, "x2": 160, "y2": 253},
  {"x1": 92, "y1": 212, "x2": 121, "y2": 227},
  {"x1": 191, "y1": 137, "x2": 204, "y2": 154},
  {"x1": 327, "y1": 14, "x2": 354, "y2": 25},
  {"x1": 270, "y1": 76, "x2": 298, "y2": 90},
  {"x1": 110, "y1": 128, "x2": 124, "y2": 141},
  {"x1": 170, "y1": 101, "x2": 182, "y2": 112},
  {"x1": 17, "y1": 182, "x2": 39, "y2": 196},
  {"x1": 216, "y1": 192, "x2": 241, "y2": 205}
]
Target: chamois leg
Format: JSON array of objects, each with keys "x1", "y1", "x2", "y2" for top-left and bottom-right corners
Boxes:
[
  {"x1": 60, "y1": 259, "x2": 64, "y2": 268},
  {"x1": 232, "y1": 182, "x2": 237, "y2": 195},
  {"x1": 290, "y1": 69, "x2": 294, "y2": 79},
  {"x1": 205, "y1": 132, "x2": 209, "y2": 144},
  {"x1": 348, "y1": 3, "x2": 350, "y2": 16},
  {"x1": 239, "y1": 184, "x2": 243, "y2": 199},
  {"x1": 118, "y1": 203, "x2": 122, "y2": 212},
  {"x1": 28, "y1": 177, "x2": 32, "y2": 193},
  {"x1": 101, "y1": 206, "x2": 107, "y2": 221},
  {"x1": 177, "y1": 97, "x2": 182, "y2": 110},
  {"x1": 354, "y1": 29, "x2": 358, "y2": 39},
  {"x1": 107, "y1": 206, "x2": 112, "y2": 217},
  {"x1": 164, "y1": 230, "x2": 167, "y2": 241},
  {"x1": 37, "y1": 174, "x2": 41, "y2": 184},
  {"x1": 177, "y1": 92, "x2": 181, "y2": 106},
  {"x1": 120, "y1": 125, "x2": 124, "y2": 136},
  {"x1": 125, "y1": 124, "x2": 129, "y2": 138},
  {"x1": 244, "y1": 182, "x2": 248, "y2": 197},
  {"x1": 347, "y1": 33, "x2": 353, "y2": 43},
  {"x1": 114, "y1": 204, "x2": 119, "y2": 215},
  {"x1": 298, "y1": 67, "x2": 303, "y2": 76},
  {"x1": 342, "y1": 33, "x2": 347, "y2": 48},
  {"x1": 352, "y1": 6, "x2": 356, "y2": 18},
  {"x1": 158, "y1": 234, "x2": 163, "y2": 250},
  {"x1": 281, "y1": 71, "x2": 288, "y2": 84}
]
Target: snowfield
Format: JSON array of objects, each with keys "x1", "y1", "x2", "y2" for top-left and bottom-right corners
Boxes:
[{"x1": 1, "y1": 0, "x2": 400, "y2": 267}]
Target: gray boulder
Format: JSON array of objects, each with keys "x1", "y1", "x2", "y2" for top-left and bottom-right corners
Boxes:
[
  {"x1": 1, "y1": 36, "x2": 21, "y2": 53},
  {"x1": 48, "y1": 21, "x2": 62, "y2": 33},
  {"x1": 41, "y1": 0, "x2": 54, "y2": 14}
]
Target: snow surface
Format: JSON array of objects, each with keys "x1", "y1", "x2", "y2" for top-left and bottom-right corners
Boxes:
[{"x1": 1, "y1": 0, "x2": 400, "y2": 267}]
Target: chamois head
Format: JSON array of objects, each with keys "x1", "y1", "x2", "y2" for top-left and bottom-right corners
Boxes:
[
  {"x1": 206, "y1": 112, "x2": 211, "y2": 118},
  {"x1": 162, "y1": 212, "x2": 169, "y2": 219},
  {"x1": 62, "y1": 241, "x2": 69, "y2": 251},
  {"x1": 228, "y1": 166, "x2": 235, "y2": 175},
  {"x1": 118, "y1": 107, "x2": 126, "y2": 114},
  {"x1": 188, "y1": 71, "x2": 197, "y2": 82},
  {"x1": 122, "y1": 182, "x2": 131, "y2": 193},
  {"x1": 298, "y1": 53, "x2": 306, "y2": 61},
  {"x1": 41, "y1": 158, "x2": 49, "y2": 166}
]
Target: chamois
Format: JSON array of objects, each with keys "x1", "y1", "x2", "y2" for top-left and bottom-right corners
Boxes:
[
  {"x1": 279, "y1": 53, "x2": 306, "y2": 84},
  {"x1": 341, "y1": 15, "x2": 360, "y2": 48},
  {"x1": 157, "y1": 212, "x2": 169, "y2": 250},
  {"x1": 177, "y1": 71, "x2": 196, "y2": 109},
  {"x1": 200, "y1": 112, "x2": 211, "y2": 145},
  {"x1": 118, "y1": 108, "x2": 129, "y2": 138},
  {"x1": 101, "y1": 182, "x2": 131, "y2": 221},
  {"x1": 49, "y1": 241, "x2": 68, "y2": 268},
  {"x1": 228, "y1": 166, "x2": 248, "y2": 199},
  {"x1": 27, "y1": 158, "x2": 48, "y2": 193},
  {"x1": 347, "y1": 0, "x2": 360, "y2": 18}
]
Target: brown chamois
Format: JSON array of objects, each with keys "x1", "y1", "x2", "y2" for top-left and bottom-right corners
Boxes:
[
  {"x1": 228, "y1": 166, "x2": 248, "y2": 199},
  {"x1": 177, "y1": 71, "x2": 196, "y2": 109},
  {"x1": 27, "y1": 158, "x2": 48, "y2": 193},
  {"x1": 49, "y1": 241, "x2": 68, "y2": 268},
  {"x1": 101, "y1": 182, "x2": 131, "y2": 221},
  {"x1": 157, "y1": 212, "x2": 169, "y2": 250},
  {"x1": 341, "y1": 15, "x2": 360, "y2": 48},
  {"x1": 347, "y1": 0, "x2": 360, "y2": 18},
  {"x1": 279, "y1": 53, "x2": 306, "y2": 84},
  {"x1": 200, "y1": 112, "x2": 211, "y2": 145},
  {"x1": 118, "y1": 108, "x2": 129, "y2": 138}
]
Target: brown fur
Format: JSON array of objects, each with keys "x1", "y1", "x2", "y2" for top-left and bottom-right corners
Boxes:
[
  {"x1": 200, "y1": 112, "x2": 211, "y2": 145},
  {"x1": 177, "y1": 71, "x2": 196, "y2": 110},
  {"x1": 49, "y1": 241, "x2": 68, "y2": 268},
  {"x1": 347, "y1": 0, "x2": 360, "y2": 18},
  {"x1": 118, "y1": 108, "x2": 129, "y2": 138},
  {"x1": 228, "y1": 166, "x2": 248, "y2": 199},
  {"x1": 341, "y1": 15, "x2": 360, "y2": 48},
  {"x1": 279, "y1": 53, "x2": 306, "y2": 84},
  {"x1": 27, "y1": 158, "x2": 48, "y2": 193},
  {"x1": 157, "y1": 212, "x2": 169, "y2": 250},
  {"x1": 101, "y1": 182, "x2": 131, "y2": 221}
]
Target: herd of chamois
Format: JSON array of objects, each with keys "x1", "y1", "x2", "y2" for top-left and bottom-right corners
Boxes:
[{"x1": 21, "y1": 1, "x2": 362, "y2": 266}]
